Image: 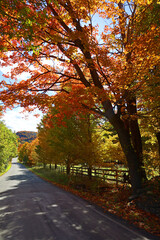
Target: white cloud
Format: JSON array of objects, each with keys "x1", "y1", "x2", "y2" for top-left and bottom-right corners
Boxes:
[
  {"x1": 0, "y1": 65, "x2": 15, "y2": 76},
  {"x1": 1, "y1": 107, "x2": 42, "y2": 132},
  {"x1": 0, "y1": 65, "x2": 31, "y2": 80},
  {"x1": 17, "y1": 71, "x2": 31, "y2": 80},
  {"x1": 0, "y1": 57, "x2": 55, "y2": 134}
]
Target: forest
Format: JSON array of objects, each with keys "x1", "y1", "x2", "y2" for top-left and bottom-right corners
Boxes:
[
  {"x1": 16, "y1": 131, "x2": 37, "y2": 144},
  {"x1": 0, "y1": 121, "x2": 18, "y2": 173},
  {"x1": 0, "y1": 0, "x2": 159, "y2": 197},
  {"x1": 18, "y1": 107, "x2": 160, "y2": 180}
]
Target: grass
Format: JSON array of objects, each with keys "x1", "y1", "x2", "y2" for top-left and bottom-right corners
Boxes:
[
  {"x1": 29, "y1": 166, "x2": 70, "y2": 185},
  {"x1": 0, "y1": 162, "x2": 12, "y2": 177},
  {"x1": 28, "y1": 165, "x2": 160, "y2": 237}
]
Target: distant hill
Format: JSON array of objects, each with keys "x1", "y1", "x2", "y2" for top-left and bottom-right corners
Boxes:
[{"x1": 16, "y1": 131, "x2": 37, "y2": 144}]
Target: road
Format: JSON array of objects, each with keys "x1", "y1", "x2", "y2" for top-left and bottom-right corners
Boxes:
[{"x1": 0, "y1": 158, "x2": 158, "y2": 240}]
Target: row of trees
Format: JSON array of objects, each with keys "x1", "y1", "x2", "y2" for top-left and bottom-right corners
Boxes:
[
  {"x1": 18, "y1": 107, "x2": 126, "y2": 175},
  {"x1": 0, "y1": 0, "x2": 160, "y2": 194},
  {"x1": 0, "y1": 121, "x2": 18, "y2": 172},
  {"x1": 18, "y1": 138, "x2": 39, "y2": 166},
  {"x1": 18, "y1": 105, "x2": 160, "y2": 179}
]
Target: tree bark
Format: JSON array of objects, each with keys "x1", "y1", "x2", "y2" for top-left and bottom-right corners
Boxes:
[
  {"x1": 103, "y1": 100, "x2": 143, "y2": 194},
  {"x1": 66, "y1": 162, "x2": 70, "y2": 175},
  {"x1": 88, "y1": 167, "x2": 92, "y2": 179},
  {"x1": 127, "y1": 96, "x2": 147, "y2": 181},
  {"x1": 109, "y1": 114, "x2": 143, "y2": 195},
  {"x1": 156, "y1": 132, "x2": 160, "y2": 157}
]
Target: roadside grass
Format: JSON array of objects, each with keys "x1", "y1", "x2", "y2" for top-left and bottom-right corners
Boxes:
[
  {"x1": 0, "y1": 162, "x2": 12, "y2": 177},
  {"x1": 29, "y1": 166, "x2": 70, "y2": 185},
  {"x1": 28, "y1": 165, "x2": 160, "y2": 237}
]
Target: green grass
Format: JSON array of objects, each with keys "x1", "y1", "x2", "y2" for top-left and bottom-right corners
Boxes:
[
  {"x1": 28, "y1": 165, "x2": 109, "y2": 194},
  {"x1": 29, "y1": 166, "x2": 70, "y2": 186},
  {"x1": 0, "y1": 162, "x2": 12, "y2": 176}
]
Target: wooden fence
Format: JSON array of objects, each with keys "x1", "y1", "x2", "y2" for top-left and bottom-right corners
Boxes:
[{"x1": 59, "y1": 165, "x2": 130, "y2": 186}]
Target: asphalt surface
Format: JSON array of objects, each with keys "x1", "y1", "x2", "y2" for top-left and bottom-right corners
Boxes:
[{"x1": 0, "y1": 158, "x2": 159, "y2": 240}]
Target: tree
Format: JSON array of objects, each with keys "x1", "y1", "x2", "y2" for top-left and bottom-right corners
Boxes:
[
  {"x1": 18, "y1": 142, "x2": 29, "y2": 164},
  {"x1": 37, "y1": 123, "x2": 58, "y2": 168},
  {"x1": 27, "y1": 138, "x2": 39, "y2": 166},
  {"x1": 37, "y1": 107, "x2": 105, "y2": 175},
  {"x1": 18, "y1": 139, "x2": 39, "y2": 166},
  {"x1": 140, "y1": 125, "x2": 160, "y2": 177},
  {"x1": 136, "y1": 1, "x2": 160, "y2": 173},
  {"x1": 0, "y1": 0, "x2": 159, "y2": 194},
  {"x1": 99, "y1": 122, "x2": 126, "y2": 166},
  {"x1": 0, "y1": 121, "x2": 18, "y2": 171}
]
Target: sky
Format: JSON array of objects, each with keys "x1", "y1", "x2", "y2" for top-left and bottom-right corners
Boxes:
[
  {"x1": 0, "y1": 70, "x2": 42, "y2": 133},
  {"x1": 1, "y1": 107, "x2": 42, "y2": 133},
  {"x1": 0, "y1": 13, "x2": 108, "y2": 133}
]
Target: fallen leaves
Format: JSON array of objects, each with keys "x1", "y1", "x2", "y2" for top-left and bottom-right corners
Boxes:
[{"x1": 28, "y1": 166, "x2": 160, "y2": 237}]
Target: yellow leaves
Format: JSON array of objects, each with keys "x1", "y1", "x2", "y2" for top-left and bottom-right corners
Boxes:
[
  {"x1": 134, "y1": 0, "x2": 153, "y2": 4},
  {"x1": 0, "y1": 0, "x2": 159, "y2": 129},
  {"x1": 18, "y1": 138, "x2": 39, "y2": 166}
]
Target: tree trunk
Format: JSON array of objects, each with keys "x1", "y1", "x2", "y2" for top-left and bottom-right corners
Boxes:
[
  {"x1": 129, "y1": 119, "x2": 147, "y2": 181},
  {"x1": 88, "y1": 167, "x2": 92, "y2": 179},
  {"x1": 87, "y1": 115, "x2": 92, "y2": 180},
  {"x1": 49, "y1": 163, "x2": 51, "y2": 170},
  {"x1": 109, "y1": 114, "x2": 143, "y2": 195},
  {"x1": 156, "y1": 132, "x2": 160, "y2": 174},
  {"x1": 127, "y1": 97, "x2": 147, "y2": 182},
  {"x1": 66, "y1": 162, "x2": 70, "y2": 175},
  {"x1": 156, "y1": 132, "x2": 160, "y2": 157},
  {"x1": 55, "y1": 163, "x2": 57, "y2": 169}
]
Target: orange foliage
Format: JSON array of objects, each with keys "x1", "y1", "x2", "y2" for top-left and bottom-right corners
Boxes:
[
  {"x1": 0, "y1": 0, "x2": 159, "y2": 193},
  {"x1": 0, "y1": 0, "x2": 159, "y2": 114}
]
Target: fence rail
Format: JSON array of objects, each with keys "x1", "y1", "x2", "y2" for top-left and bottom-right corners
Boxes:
[{"x1": 59, "y1": 165, "x2": 130, "y2": 186}]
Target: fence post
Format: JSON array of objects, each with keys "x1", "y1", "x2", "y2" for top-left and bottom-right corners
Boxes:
[
  {"x1": 76, "y1": 167, "x2": 78, "y2": 175},
  {"x1": 116, "y1": 170, "x2": 118, "y2": 187},
  {"x1": 102, "y1": 169, "x2": 105, "y2": 181},
  {"x1": 81, "y1": 167, "x2": 83, "y2": 176},
  {"x1": 88, "y1": 167, "x2": 92, "y2": 179}
]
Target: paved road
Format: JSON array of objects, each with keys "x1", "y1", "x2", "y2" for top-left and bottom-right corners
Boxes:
[{"x1": 0, "y1": 158, "x2": 158, "y2": 240}]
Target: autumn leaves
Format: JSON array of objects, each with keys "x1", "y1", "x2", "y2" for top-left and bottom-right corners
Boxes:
[{"x1": 0, "y1": 0, "x2": 159, "y2": 193}]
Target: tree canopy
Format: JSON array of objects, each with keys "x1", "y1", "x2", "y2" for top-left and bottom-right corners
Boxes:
[
  {"x1": 0, "y1": 121, "x2": 18, "y2": 171},
  {"x1": 37, "y1": 108, "x2": 106, "y2": 172},
  {"x1": 0, "y1": 0, "x2": 159, "y2": 194},
  {"x1": 0, "y1": 0, "x2": 159, "y2": 112}
]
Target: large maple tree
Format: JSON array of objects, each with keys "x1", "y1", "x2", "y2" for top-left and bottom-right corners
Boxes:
[{"x1": 0, "y1": 0, "x2": 159, "y2": 195}]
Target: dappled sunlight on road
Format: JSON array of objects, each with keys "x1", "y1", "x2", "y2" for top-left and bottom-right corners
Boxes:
[{"x1": 0, "y1": 158, "x2": 157, "y2": 240}]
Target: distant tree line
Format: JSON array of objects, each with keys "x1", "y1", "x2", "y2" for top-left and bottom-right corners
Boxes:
[{"x1": 16, "y1": 131, "x2": 37, "y2": 144}]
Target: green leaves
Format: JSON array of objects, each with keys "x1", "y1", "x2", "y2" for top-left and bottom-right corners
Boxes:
[
  {"x1": 0, "y1": 121, "x2": 18, "y2": 172},
  {"x1": 36, "y1": 108, "x2": 105, "y2": 169}
]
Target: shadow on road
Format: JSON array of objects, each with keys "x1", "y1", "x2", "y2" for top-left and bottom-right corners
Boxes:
[{"x1": 0, "y1": 159, "x2": 158, "y2": 240}]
